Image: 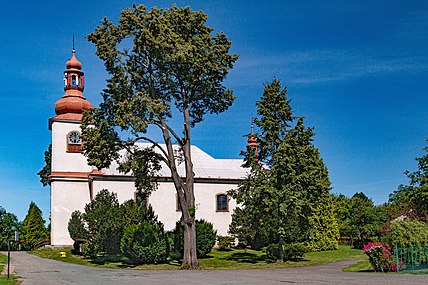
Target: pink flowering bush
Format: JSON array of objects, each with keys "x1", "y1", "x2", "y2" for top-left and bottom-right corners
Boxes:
[{"x1": 363, "y1": 241, "x2": 397, "y2": 272}]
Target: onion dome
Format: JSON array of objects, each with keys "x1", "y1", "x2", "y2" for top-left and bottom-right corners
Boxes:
[
  {"x1": 65, "y1": 50, "x2": 82, "y2": 70},
  {"x1": 54, "y1": 49, "x2": 92, "y2": 120}
]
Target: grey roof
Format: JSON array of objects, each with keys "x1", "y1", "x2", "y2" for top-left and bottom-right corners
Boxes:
[{"x1": 102, "y1": 143, "x2": 248, "y2": 180}]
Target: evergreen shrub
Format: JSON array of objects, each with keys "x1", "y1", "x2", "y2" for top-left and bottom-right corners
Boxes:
[
  {"x1": 120, "y1": 221, "x2": 169, "y2": 264},
  {"x1": 283, "y1": 243, "x2": 308, "y2": 260},
  {"x1": 217, "y1": 236, "x2": 235, "y2": 251},
  {"x1": 173, "y1": 219, "x2": 217, "y2": 258}
]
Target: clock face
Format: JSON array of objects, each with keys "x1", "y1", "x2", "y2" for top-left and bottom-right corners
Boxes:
[{"x1": 68, "y1": 131, "x2": 81, "y2": 144}]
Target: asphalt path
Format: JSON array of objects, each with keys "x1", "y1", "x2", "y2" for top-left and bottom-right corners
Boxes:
[{"x1": 3, "y1": 252, "x2": 428, "y2": 285}]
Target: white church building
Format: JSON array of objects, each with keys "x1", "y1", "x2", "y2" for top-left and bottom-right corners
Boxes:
[{"x1": 48, "y1": 50, "x2": 248, "y2": 246}]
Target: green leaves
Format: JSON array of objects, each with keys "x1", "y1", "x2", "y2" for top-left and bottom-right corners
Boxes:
[
  {"x1": 37, "y1": 144, "x2": 51, "y2": 187},
  {"x1": 230, "y1": 79, "x2": 338, "y2": 255},
  {"x1": 389, "y1": 140, "x2": 428, "y2": 219},
  {"x1": 22, "y1": 202, "x2": 49, "y2": 247}
]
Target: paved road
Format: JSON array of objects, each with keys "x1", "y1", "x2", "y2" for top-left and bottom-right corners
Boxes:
[{"x1": 4, "y1": 252, "x2": 428, "y2": 285}]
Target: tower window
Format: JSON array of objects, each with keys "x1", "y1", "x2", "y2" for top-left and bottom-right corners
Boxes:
[
  {"x1": 71, "y1": 75, "x2": 77, "y2": 86},
  {"x1": 216, "y1": 194, "x2": 229, "y2": 212},
  {"x1": 66, "y1": 131, "x2": 82, "y2": 153}
]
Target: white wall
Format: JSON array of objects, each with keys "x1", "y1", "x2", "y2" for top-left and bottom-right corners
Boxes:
[
  {"x1": 51, "y1": 121, "x2": 93, "y2": 173},
  {"x1": 50, "y1": 180, "x2": 90, "y2": 246}
]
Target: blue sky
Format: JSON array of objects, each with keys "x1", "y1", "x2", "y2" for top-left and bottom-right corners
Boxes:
[{"x1": 0, "y1": 0, "x2": 427, "y2": 221}]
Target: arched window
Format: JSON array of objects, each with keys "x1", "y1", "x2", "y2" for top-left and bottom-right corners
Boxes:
[
  {"x1": 66, "y1": 131, "x2": 82, "y2": 153},
  {"x1": 216, "y1": 194, "x2": 228, "y2": 212}
]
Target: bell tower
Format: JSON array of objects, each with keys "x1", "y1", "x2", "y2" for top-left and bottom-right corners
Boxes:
[
  {"x1": 49, "y1": 47, "x2": 94, "y2": 172},
  {"x1": 49, "y1": 47, "x2": 95, "y2": 246}
]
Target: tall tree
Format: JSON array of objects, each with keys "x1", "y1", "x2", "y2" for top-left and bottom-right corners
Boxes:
[
  {"x1": 82, "y1": 4, "x2": 238, "y2": 268},
  {"x1": 230, "y1": 79, "x2": 338, "y2": 261},
  {"x1": 37, "y1": 144, "x2": 51, "y2": 187},
  {"x1": 22, "y1": 202, "x2": 48, "y2": 248},
  {"x1": 389, "y1": 140, "x2": 428, "y2": 220}
]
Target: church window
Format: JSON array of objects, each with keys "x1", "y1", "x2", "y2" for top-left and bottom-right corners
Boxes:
[
  {"x1": 66, "y1": 131, "x2": 82, "y2": 153},
  {"x1": 136, "y1": 191, "x2": 149, "y2": 208},
  {"x1": 216, "y1": 194, "x2": 228, "y2": 212},
  {"x1": 71, "y1": 75, "x2": 77, "y2": 86}
]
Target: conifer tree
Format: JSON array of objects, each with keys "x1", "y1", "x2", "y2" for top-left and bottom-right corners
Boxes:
[
  {"x1": 230, "y1": 79, "x2": 338, "y2": 261},
  {"x1": 22, "y1": 202, "x2": 49, "y2": 248}
]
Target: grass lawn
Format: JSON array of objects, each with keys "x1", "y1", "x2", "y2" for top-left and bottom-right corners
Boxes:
[
  {"x1": 0, "y1": 253, "x2": 19, "y2": 285},
  {"x1": 342, "y1": 261, "x2": 373, "y2": 272},
  {"x1": 31, "y1": 245, "x2": 366, "y2": 270}
]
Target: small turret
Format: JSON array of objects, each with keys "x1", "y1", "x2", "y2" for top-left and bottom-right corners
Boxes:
[
  {"x1": 54, "y1": 49, "x2": 92, "y2": 120},
  {"x1": 247, "y1": 123, "x2": 259, "y2": 159}
]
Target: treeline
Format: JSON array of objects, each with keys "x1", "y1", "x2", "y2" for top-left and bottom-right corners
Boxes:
[
  {"x1": 333, "y1": 140, "x2": 428, "y2": 249},
  {"x1": 0, "y1": 202, "x2": 49, "y2": 251}
]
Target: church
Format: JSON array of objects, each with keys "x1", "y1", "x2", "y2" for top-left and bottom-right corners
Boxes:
[{"x1": 48, "y1": 50, "x2": 248, "y2": 246}]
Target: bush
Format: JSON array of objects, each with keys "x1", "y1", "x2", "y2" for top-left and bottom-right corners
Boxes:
[
  {"x1": 120, "y1": 221, "x2": 169, "y2": 264},
  {"x1": 217, "y1": 236, "x2": 235, "y2": 251},
  {"x1": 383, "y1": 221, "x2": 428, "y2": 247},
  {"x1": 264, "y1": 242, "x2": 308, "y2": 262},
  {"x1": 264, "y1": 243, "x2": 280, "y2": 262},
  {"x1": 173, "y1": 219, "x2": 217, "y2": 258},
  {"x1": 68, "y1": 211, "x2": 88, "y2": 242},
  {"x1": 283, "y1": 243, "x2": 308, "y2": 260},
  {"x1": 363, "y1": 241, "x2": 397, "y2": 272}
]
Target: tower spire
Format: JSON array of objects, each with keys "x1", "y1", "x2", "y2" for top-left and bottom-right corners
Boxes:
[
  {"x1": 53, "y1": 42, "x2": 92, "y2": 121},
  {"x1": 247, "y1": 118, "x2": 259, "y2": 159}
]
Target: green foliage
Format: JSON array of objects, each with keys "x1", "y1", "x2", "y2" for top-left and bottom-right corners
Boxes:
[
  {"x1": 389, "y1": 141, "x2": 428, "y2": 220},
  {"x1": 307, "y1": 196, "x2": 339, "y2": 251},
  {"x1": 265, "y1": 243, "x2": 308, "y2": 262},
  {"x1": 68, "y1": 211, "x2": 88, "y2": 242},
  {"x1": 229, "y1": 79, "x2": 338, "y2": 257},
  {"x1": 173, "y1": 219, "x2": 217, "y2": 258},
  {"x1": 217, "y1": 236, "x2": 235, "y2": 251},
  {"x1": 383, "y1": 221, "x2": 428, "y2": 247},
  {"x1": 284, "y1": 243, "x2": 309, "y2": 261},
  {"x1": 332, "y1": 193, "x2": 388, "y2": 249},
  {"x1": 0, "y1": 206, "x2": 19, "y2": 250},
  {"x1": 82, "y1": 189, "x2": 122, "y2": 255},
  {"x1": 264, "y1": 243, "x2": 280, "y2": 261},
  {"x1": 22, "y1": 202, "x2": 48, "y2": 249},
  {"x1": 83, "y1": 3, "x2": 238, "y2": 268},
  {"x1": 37, "y1": 144, "x2": 51, "y2": 187},
  {"x1": 120, "y1": 221, "x2": 169, "y2": 264},
  {"x1": 69, "y1": 190, "x2": 167, "y2": 261}
]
